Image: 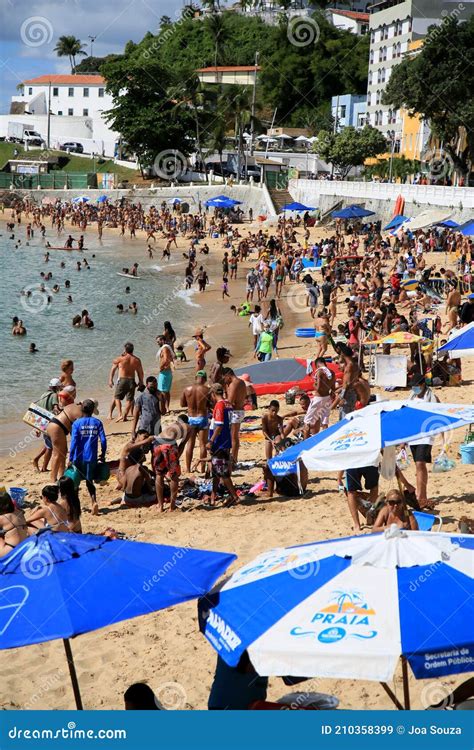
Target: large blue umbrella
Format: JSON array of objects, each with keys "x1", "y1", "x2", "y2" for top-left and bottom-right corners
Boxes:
[
  {"x1": 205, "y1": 195, "x2": 242, "y2": 208},
  {"x1": 384, "y1": 214, "x2": 409, "y2": 230},
  {"x1": 199, "y1": 530, "x2": 473, "y2": 709},
  {"x1": 268, "y1": 399, "x2": 474, "y2": 476},
  {"x1": 280, "y1": 201, "x2": 315, "y2": 212},
  {"x1": 458, "y1": 219, "x2": 474, "y2": 236},
  {"x1": 332, "y1": 205, "x2": 375, "y2": 219},
  {"x1": 0, "y1": 532, "x2": 235, "y2": 708},
  {"x1": 96, "y1": 195, "x2": 108, "y2": 203}
]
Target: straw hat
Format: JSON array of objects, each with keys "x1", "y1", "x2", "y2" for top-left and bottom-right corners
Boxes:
[{"x1": 193, "y1": 328, "x2": 204, "y2": 337}]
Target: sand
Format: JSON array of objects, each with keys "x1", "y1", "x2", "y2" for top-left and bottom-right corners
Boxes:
[{"x1": 0, "y1": 211, "x2": 473, "y2": 711}]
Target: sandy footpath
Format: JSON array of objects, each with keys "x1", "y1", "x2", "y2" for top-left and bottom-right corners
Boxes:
[{"x1": 0, "y1": 211, "x2": 473, "y2": 710}]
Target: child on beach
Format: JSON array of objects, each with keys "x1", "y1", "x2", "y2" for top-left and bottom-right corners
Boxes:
[
  {"x1": 222, "y1": 273, "x2": 230, "y2": 299},
  {"x1": 262, "y1": 400, "x2": 285, "y2": 459},
  {"x1": 175, "y1": 345, "x2": 188, "y2": 363}
]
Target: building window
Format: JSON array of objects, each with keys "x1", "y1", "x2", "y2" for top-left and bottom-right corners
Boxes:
[
  {"x1": 368, "y1": 71, "x2": 372, "y2": 86},
  {"x1": 68, "y1": 87, "x2": 74, "y2": 97},
  {"x1": 357, "y1": 114, "x2": 366, "y2": 128},
  {"x1": 82, "y1": 108, "x2": 89, "y2": 116},
  {"x1": 370, "y1": 49, "x2": 374, "y2": 64},
  {"x1": 376, "y1": 90, "x2": 381, "y2": 105},
  {"x1": 28, "y1": 87, "x2": 33, "y2": 95},
  {"x1": 68, "y1": 108, "x2": 74, "y2": 116},
  {"x1": 367, "y1": 92, "x2": 371, "y2": 106},
  {"x1": 98, "y1": 88, "x2": 104, "y2": 97},
  {"x1": 58, "y1": 111, "x2": 63, "y2": 116},
  {"x1": 53, "y1": 87, "x2": 59, "y2": 96},
  {"x1": 383, "y1": 25, "x2": 389, "y2": 40},
  {"x1": 83, "y1": 87, "x2": 89, "y2": 97},
  {"x1": 340, "y1": 105, "x2": 346, "y2": 118}
]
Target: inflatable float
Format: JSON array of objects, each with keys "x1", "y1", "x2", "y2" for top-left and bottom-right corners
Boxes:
[{"x1": 235, "y1": 358, "x2": 342, "y2": 396}]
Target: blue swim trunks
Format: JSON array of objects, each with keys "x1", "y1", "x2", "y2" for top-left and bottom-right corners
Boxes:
[
  {"x1": 188, "y1": 415, "x2": 209, "y2": 430},
  {"x1": 158, "y1": 370, "x2": 172, "y2": 393}
]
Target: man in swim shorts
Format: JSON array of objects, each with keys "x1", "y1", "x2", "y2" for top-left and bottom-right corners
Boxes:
[
  {"x1": 303, "y1": 358, "x2": 335, "y2": 436},
  {"x1": 180, "y1": 371, "x2": 210, "y2": 472},
  {"x1": 222, "y1": 368, "x2": 247, "y2": 463},
  {"x1": 156, "y1": 335, "x2": 175, "y2": 412},
  {"x1": 108, "y1": 342, "x2": 144, "y2": 422}
]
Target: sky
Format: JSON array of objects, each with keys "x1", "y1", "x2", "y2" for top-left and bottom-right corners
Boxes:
[{"x1": 0, "y1": 0, "x2": 189, "y2": 113}]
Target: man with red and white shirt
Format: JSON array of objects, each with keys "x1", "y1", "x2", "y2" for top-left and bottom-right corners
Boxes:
[{"x1": 206, "y1": 383, "x2": 239, "y2": 507}]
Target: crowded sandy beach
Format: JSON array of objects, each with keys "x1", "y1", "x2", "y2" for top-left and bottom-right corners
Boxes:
[{"x1": 0, "y1": 191, "x2": 473, "y2": 712}]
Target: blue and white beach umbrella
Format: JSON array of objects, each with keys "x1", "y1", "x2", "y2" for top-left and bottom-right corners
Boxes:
[
  {"x1": 199, "y1": 528, "x2": 474, "y2": 685},
  {"x1": 268, "y1": 400, "x2": 474, "y2": 476},
  {"x1": 438, "y1": 322, "x2": 474, "y2": 358},
  {"x1": 72, "y1": 196, "x2": 90, "y2": 204}
]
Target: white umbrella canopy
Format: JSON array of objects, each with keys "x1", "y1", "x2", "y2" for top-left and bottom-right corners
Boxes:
[
  {"x1": 400, "y1": 209, "x2": 452, "y2": 231},
  {"x1": 294, "y1": 135, "x2": 310, "y2": 142}
]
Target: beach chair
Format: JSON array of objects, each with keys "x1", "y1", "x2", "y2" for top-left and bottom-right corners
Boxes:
[{"x1": 413, "y1": 510, "x2": 443, "y2": 532}]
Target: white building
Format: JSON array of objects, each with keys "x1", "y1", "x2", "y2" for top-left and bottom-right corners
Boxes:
[
  {"x1": 366, "y1": 0, "x2": 474, "y2": 150},
  {"x1": 196, "y1": 65, "x2": 261, "y2": 86},
  {"x1": 3, "y1": 74, "x2": 119, "y2": 157},
  {"x1": 326, "y1": 9, "x2": 369, "y2": 35}
]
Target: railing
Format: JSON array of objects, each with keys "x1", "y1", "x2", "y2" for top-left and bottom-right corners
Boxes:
[{"x1": 289, "y1": 179, "x2": 474, "y2": 209}]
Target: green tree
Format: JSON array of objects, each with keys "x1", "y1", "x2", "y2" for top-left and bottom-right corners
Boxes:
[
  {"x1": 383, "y1": 16, "x2": 474, "y2": 177},
  {"x1": 315, "y1": 126, "x2": 387, "y2": 178},
  {"x1": 54, "y1": 35, "x2": 87, "y2": 72},
  {"x1": 101, "y1": 36, "x2": 195, "y2": 176}
]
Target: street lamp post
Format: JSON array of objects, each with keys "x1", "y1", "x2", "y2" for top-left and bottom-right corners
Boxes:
[
  {"x1": 388, "y1": 129, "x2": 396, "y2": 183},
  {"x1": 88, "y1": 35, "x2": 96, "y2": 59}
]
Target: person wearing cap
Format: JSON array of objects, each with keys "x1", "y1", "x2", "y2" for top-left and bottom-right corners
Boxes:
[
  {"x1": 152, "y1": 422, "x2": 190, "y2": 512},
  {"x1": 407, "y1": 374, "x2": 439, "y2": 510},
  {"x1": 207, "y1": 384, "x2": 239, "y2": 507},
  {"x1": 209, "y1": 347, "x2": 232, "y2": 385},
  {"x1": 69, "y1": 399, "x2": 106, "y2": 515},
  {"x1": 180, "y1": 371, "x2": 210, "y2": 473},
  {"x1": 193, "y1": 328, "x2": 211, "y2": 372},
  {"x1": 32, "y1": 378, "x2": 63, "y2": 473}
]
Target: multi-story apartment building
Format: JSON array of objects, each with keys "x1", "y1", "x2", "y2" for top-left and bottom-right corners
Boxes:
[{"x1": 367, "y1": 0, "x2": 474, "y2": 153}]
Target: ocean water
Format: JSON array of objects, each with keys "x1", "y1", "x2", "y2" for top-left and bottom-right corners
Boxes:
[{"x1": 0, "y1": 231, "x2": 200, "y2": 446}]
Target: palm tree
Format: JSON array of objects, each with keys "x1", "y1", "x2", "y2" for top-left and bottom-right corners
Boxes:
[
  {"x1": 206, "y1": 114, "x2": 229, "y2": 177},
  {"x1": 54, "y1": 36, "x2": 87, "y2": 73},
  {"x1": 205, "y1": 13, "x2": 229, "y2": 67},
  {"x1": 170, "y1": 75, "x2": 213, "y2": 175}
]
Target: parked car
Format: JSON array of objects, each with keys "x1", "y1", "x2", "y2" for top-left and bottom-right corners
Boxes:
[{"x1": 60, "y1": 142, "x2": 84, "y2": 153}]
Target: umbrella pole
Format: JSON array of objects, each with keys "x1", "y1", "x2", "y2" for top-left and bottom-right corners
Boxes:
[
  {"x1": 63, "y1": 638, "x2": 84, "y2": 710},
  {"x1": 380, "y1": 682, "x2": 404, "y2": 710},
  {"x1": 401, "y1": 656, "x2": 411, "y2": 710}
]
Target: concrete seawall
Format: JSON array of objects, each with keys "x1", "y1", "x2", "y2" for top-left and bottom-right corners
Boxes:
[{"x1": 289, "y1": 179, "x2": 474, "y2": 224}]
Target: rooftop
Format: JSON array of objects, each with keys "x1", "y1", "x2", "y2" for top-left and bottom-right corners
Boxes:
[
  {"x1": 328, "y1": 8, "x2": 370, "y2": 21},
  {"x1": 196, "y1": 65, "x2": 262, "y2": 73},
  {"x1": 22, "y1": 75, "x2": 105, "y2": 86}
]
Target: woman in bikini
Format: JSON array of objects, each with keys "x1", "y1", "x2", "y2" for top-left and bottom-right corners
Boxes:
[
  {"x1": 46, "y1": 401, "x2": 84, "y2": 482},
  {"x1": 58, "y1": 476, "x2": 82, "y2": 533},
  {"x1": 0, "y1": 490, "x2": 28, "y2": 557},
  {"x1": 27, "y1": 485, "x2": 72, "y2": 533},
  {"x1": 60, "y1": 359, "x2": 76, "y2": 389},
  {"x1": 372, "y1": 489, "x2": 418, "y2": 531}
]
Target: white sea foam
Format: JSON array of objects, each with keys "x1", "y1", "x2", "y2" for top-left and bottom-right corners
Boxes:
[{"x1": 176, "y1": 289, "x2": 200, "y2": 308}]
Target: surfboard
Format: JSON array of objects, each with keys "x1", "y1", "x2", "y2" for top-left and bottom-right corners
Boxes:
[
  {"x1": 117, "y1": 273, "x2": 142, "y2": 279},
  {"x1": 46, "y1": 246, "x2": 87, "y2": 251}
]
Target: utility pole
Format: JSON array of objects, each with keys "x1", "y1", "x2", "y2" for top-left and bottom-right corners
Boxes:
[
  {"x1": 249, "y1": 50, "x2": 259, "y2": 157},
  {"x1": 47, "y1": 81, "x2": 51, "y2": 149},
  {"x1": 88, "y1": 35, "x2": 96, "y2": 58},
  {"x1": 264, "y1": 107, "x2": 277, "y2": 159},
  {"x1": 330, "y1": 94, "x2": 339, "y2": 178}
]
